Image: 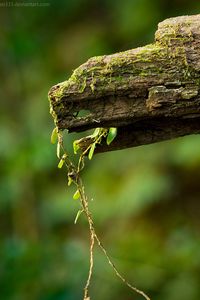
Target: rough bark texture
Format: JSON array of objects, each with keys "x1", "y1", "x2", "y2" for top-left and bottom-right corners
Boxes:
[{"x1": 48, "y1": 14, "x2": 200, "y2": 153}]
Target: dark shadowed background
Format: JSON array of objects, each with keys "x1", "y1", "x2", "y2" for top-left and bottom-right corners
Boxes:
[{"x1": 1, "y1": 1, "x2": 200, "y2": 299}]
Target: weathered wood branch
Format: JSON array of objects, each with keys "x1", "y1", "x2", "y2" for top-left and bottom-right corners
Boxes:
[{"x1": 48, "y1": 14, "x2": 200, "y2": 153}]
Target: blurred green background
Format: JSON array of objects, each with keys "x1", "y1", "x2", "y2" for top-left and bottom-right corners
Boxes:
[{"x1": 1, "y1": 1, "x2": 200, "y2": 299}]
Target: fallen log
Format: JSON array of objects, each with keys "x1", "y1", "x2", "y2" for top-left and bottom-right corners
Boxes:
[{"x1": 48, "y1": 14, "x2": 200, "y2": 153}]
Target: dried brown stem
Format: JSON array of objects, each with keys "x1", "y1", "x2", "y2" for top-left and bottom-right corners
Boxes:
[
  {"x1": 56, "y1": 129, "x2": 151, "y2": 300},
  {"x1": 76, "y1": 168, "x2": 151, "y2": 300}
]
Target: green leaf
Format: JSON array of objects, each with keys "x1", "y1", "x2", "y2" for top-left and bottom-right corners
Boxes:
[
  {"x1": 73, "y1": 190, "x2": 80, "y2": 200},
  {"x1": 51, "y1": 127, "x2": 58, "y2": 144},
  {"x1": 74, "y1": 209, "x2": 83, "y2": 224},
  {"x1": 106, "y1": 127, "x2": 117, "y2": 145},
  {"x1": 57, "y1": 142, "x2": 61, "y2": 158},
  {"x1": 91, "y1": 128, "x2": 100, "y2": 138},
  {"x1": 58, "y1": 158, "x2": 64, "y2": 169},
  {"x1": 88, "y1": 143, "x2": 96, "y2": 160},
  {"x1": 68, "y1": 176, "x2": 73, "y2": 186},
  {"x1": 73, "y1": 141, "x2": 80, "y2": 154}
]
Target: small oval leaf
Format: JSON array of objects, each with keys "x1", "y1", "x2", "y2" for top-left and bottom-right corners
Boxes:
[
  {"x1": 91, "y1": 128, "x2": 100, "y2": 138},
  {"x1": 51, "y1": 127, "x2": 58, "y2": 144},
  {"x1": 106, "y1": 127, "x2": 117, "y2": 145},
  {"x1": 73, "y1": 190, "x2": 80, "y2": 200},
  {"x1": 73, "y1": 141, "x2": 80, "y2": 154},
  {"x1": 58, "y1": 159, "x2": 64, "y2": 169},
  {"x1": 74, "y1": 209, "x2": 83, "y2": 224},
  {"x1": 57, "y1": 142, "x2": 61, "y2": 158},
  {"x1": 88, "y1": 143, "x2": 96, "y2": 160},
  {"x1": 68, "y1": 176, "x2": 73, "y2": 186}
]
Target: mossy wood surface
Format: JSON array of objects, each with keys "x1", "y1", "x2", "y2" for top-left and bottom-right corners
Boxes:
[{"x1": 49, "y1": 14, "x2": 200, "y2": 153}]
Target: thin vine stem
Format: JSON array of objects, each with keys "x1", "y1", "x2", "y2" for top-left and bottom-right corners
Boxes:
[
  {"x1": 77, "y1": 181, "x2": 95, "y2": 300},
  {"x1": 78, "y1": 177, "x2": 151, "y2": 300},
  {"x1": 93, "y1": 233, "x2": 151, "y2": 300},
  {"x1": 55, "y1": 129, "x2": 151, "y2": 300}
]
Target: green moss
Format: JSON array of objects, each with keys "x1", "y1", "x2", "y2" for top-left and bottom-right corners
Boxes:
[
  {"x1": 58, "y1": 42, "x2": 174, "y2": 98},
  {"x1": 181, "y1": 87, "x2": 198, "y2": 99},
  {"x1": 49, "y1": 21, "x2": 199, "y2": 126},
  {"x1": 195, "y1": 78, "x2": 200, "y2": 86}
]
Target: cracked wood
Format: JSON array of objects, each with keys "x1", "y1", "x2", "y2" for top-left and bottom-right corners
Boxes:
[{"x1": 48, "y1": 14, "x2": 200, "y2": 153}]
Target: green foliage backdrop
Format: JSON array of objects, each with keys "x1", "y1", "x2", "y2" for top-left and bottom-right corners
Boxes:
[{"x1": 1, "y1": 1, "x2": 200, "y2": 299}]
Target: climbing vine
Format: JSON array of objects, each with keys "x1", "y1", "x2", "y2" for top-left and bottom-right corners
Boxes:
[{"x1": 51, "y1": 127, "x2": 151, "y2": 300}]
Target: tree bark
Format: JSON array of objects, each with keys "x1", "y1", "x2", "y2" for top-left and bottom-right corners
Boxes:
[{"x1": 48, "y1": 14, "x2": 200, "y2": 153}]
